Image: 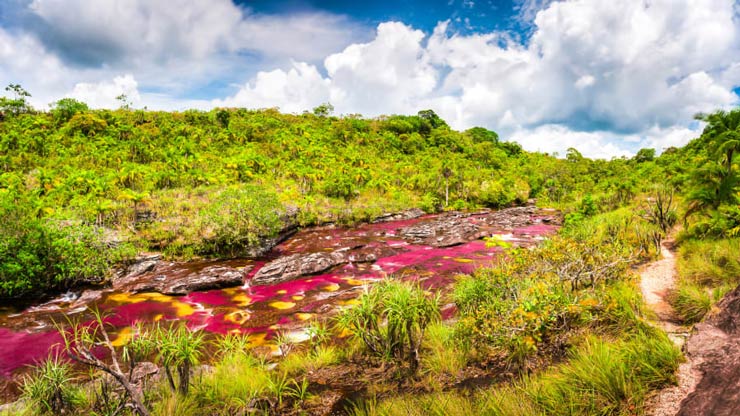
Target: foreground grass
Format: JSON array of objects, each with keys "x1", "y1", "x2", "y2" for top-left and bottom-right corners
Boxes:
[
  {"x1": 350, "y1": 328, "x2": 681, "y2": 416},
  {"x1": 671, "y1": 238, "x2": 740, "y2": 323}
]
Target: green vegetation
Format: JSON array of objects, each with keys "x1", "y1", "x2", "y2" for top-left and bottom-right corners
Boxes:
[
  {"x1": 9, "y1": 85, "x2": 740, "y2": 415},
  {"x1": 350, "y1": 330, "x2": 680, "y2": 416},
  {"x1": 0, "y1": 85, "x2": 664, "y2": 300},
  {"x1": 336, "y1": 280, "x2": 440, "y2": 372},
  {"x1": 20, "y1": 356, "x2": 86, "y2": 415}
]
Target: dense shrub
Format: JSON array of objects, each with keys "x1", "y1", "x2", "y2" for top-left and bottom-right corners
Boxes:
[{"x1": 0, "y1": 192, "x2": 132, "y2": 300}]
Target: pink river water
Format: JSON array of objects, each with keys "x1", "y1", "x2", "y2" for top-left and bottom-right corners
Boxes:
[{"x1": 0, "y1": 210, "x2": 558, "y2": 387}]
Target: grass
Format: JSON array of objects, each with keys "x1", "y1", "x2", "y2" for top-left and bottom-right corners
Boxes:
[
  {"x1": 671, "y1": 281, "x2": 713, "y2": 324},
  {"x1": 19, "y1": 356, "x2": 86, "y2": 415},
  {"x1": 420, "y1": 322, "x2": 468, "y2": 385},
  {"x1": 349, "y1": 329, "x2": 681, "y2": 416},
  {"x1": 191, "y1": 350, "x2": 273, "y2": 413},
  {"x1": 280, "y1": 345, "x2": 341, "y2": 375},
  {"x1": 677, "y1": 238, "x2": 740, "y2": 287},
  {"x1": 671, "y1": 237, "x2": 740, "y2": 323}
]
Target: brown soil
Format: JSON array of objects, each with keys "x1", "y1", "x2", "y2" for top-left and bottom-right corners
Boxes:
[{"x1": 640, "y1": 239, "x2": 699, "y2": 416}]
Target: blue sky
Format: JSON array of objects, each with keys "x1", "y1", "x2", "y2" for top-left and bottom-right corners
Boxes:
[
  {"x1": 0, "y1": 0, "x2": 738, "y2": 158},
  {"x1": 238, "y1": 0, "x2": 533, "y2": 34}
]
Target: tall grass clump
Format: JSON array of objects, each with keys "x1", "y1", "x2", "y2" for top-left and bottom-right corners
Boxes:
[
  {"x1": 336, "y1": 279, "x2": 440, "y2": 373},
  {"x1": 348, "y1": 330, "x2": 681, "y2": 416},
  {"x1": 671, "y1": 281, "x2": 713, "y2": 324},
  {"x1": 670, "y1": 238, "x2": 740, "y2": 323},
  {"x1": 191, "y1": 350, "x2": 272, "y2": 413},
  {"x1": 420, "y1": 322, "x2": 468, "y2": 382},
  {"x1": 677, "y1": 238, "x2": 740, "y2": 287},
  {"x1": 20, "y1": 356, "x2": 85, "y2": 415}
]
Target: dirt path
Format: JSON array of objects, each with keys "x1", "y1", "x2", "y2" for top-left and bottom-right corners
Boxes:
[{"x1": 640, "y1": 239, "x2": 700, "y2": 416}]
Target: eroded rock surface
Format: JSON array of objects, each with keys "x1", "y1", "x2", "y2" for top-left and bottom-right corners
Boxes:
[
  {"x1": 251, "y1": 245, "x2": 401, "y2": 286},
  {"x1": 678, "y1": 285, "x2": 740, "y2": 416},
  {"x1": 114, "y1": 262, "x2": 251, "y2": 295}
]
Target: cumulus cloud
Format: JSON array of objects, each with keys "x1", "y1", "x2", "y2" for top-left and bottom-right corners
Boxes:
[
  {"x1": 223, "y1": 0, "x2": 739, "y2": 157},
  {"x1": 67, "y1": 74, "x2": 141, "y2": 109},
  {"x1": 509, "y1": 124, "x2": 703, "y2": 159},
  {"x1": 0, "y1": 0, "x2": 367, "y2": 105},
  {"x1": 25, "y1": 0, "x2": 365, "y2": 66},
  {"x1": 214, "y1": 62, "x2": 330, "y2": 113},
  {"x1": 1, "y1": 0, "x2": 739, "y2": 157}
]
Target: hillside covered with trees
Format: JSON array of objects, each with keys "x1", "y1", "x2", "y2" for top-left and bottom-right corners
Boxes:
[{"x1": 0, "y1": 89, "x2": 654, "y2": 301}]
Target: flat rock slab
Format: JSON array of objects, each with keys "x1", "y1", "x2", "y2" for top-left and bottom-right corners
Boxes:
[
  {"x1": 114, "y1": 261, "x2": 252, "y2": 295},
  {"x1": 251, "y1": 245, "x2": 402, "y2": 286}
]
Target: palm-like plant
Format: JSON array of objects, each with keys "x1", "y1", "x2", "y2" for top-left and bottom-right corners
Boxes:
[
  {"x1": 696, "y1": 109, "x2": 740, "y2": 175},
  {"x1": 336, "y1": 279, "x2": 440, "y2": 372},
  {"x1": 155, "y1": 324, "x2": 205, "y2": 396}
]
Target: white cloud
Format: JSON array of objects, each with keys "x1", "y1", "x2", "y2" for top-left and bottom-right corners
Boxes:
[
  {"x1": 1, "y1": 0, "x2": 739, "y2": 158},
  {"x1": 324, "y1": 22, "x2": 438, "y2": 115},
  {"x1": 220, "y1": 0, "x2": 738, "y2": 158},
  {"x1": 214, "y1": 62, "x2": 329, "y2": 113},
  {"x1": 27, "y1": 0, "x2": 365, "y2": 66},
  {"x1": 509, "y1": 125, "x2": 635, "y2": 159},
  {"x1": 509, "y1": 124, "x2": 702, "y2": 159},
  {"x1": 0, "y1": 27, "x2": 73, "y2": 107},
  {"x1": 67, "y1": 74, "x2": 141, "y2": 109}
]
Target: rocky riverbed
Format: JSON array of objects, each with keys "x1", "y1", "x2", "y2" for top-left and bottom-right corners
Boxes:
[{"x1": 0, "y1": 206, "x2": 559, "y2": 399}]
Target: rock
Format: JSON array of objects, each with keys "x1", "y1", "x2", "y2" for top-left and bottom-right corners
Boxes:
[
  {"x1": 69, "y1": 289, "x2": 104, "y2": 309},
  {"x1": 251, "y1": 251, "x2": 349, "y2": 286},
  {"x1": 251, "y1": 244, "x2": 402, "y2": 286},
  {"x1": 399, "y1": 212, "x2": 484, "y2": 247},
  {"x1": 372, "y1": 208, "x2": 426, "y2": 223},
  {"x1": 114, "y1": 263, "x2": 250, "y2": 295},
  {"x1": 240, "y1": 223, "x2": 298, "y2": 258},
  {"x1": 131, "y1": 362, "x2": 159, "y2": 384},
  {"x1": 118, "y1": 253, "x2": 162, "y2": 279},
  {"x1": 678, "y1": 285, "x2": 740, "y2": 416}
]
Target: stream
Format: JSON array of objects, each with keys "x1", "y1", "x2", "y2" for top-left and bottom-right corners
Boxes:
[{"x1": 0, "y1": 206, "x2": 558, "y2": 394}]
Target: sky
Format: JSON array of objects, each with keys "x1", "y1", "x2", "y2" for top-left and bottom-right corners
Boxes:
[{"x1": 0, "y1": 0, "x2": 739, "y2": 158}]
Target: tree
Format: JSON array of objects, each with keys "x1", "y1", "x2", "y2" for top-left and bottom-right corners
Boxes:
[
  {"x1": 696, "y1": 109, "x2": 740, "y2": 177},
  {"x1": 634, "y1": 148, "x2": 656, "y2": 163},
  {"x1": 116, "y1": 93, "x2": 132, "y2": 110},
  {"x1": 0, "y1": 83, "x2": 32, "y2": 117},
  {"x1": 417, "y1": 109, "x2": 448, "y2": 129},
  {"x1": 465, "y1": 127, "x2": 499, "y2": 144},
  {"x1": 685, "y1": 109, "x2": 740, "y2": 218},
  {"x1": 312, "y1": 102, "x2": 334, "y2": 117},
  {"x1": 50, "y1": 98, "x2": 88, "y2": 123}
]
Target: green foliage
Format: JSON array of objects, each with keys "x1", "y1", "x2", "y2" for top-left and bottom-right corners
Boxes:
[
  {"x1": 152, "y1": 324, "x2": 206, "y2": 396},
  {"x1": 50, "y1": 98, "x2": 89, "y2": 123},
  {"x1": 633, "y1": 148, "x2": 656, "y2": 163},
  {"x1": 677, "y1": 238, "x2": 740, "y2": 287},
  {"x1": 670, "y1": 237, "x2": 740, "y2": 323},
  {"x1": 670, "y1": 281, "x2": 712, "y2": 324},
  {"x1": 454, "y1": 260, "x2": 582, "y2": 365},
  {"x1": 336, "y1": 279, "x2": 440, "y2": 371},
  {"x1": 524, "y1": 331, "x2": 680, "y2": 415},
  {"x1": 21, "y1": 356, "x2": 85, "y2": 415},
  {"x1": 0, "y1": 190, "x2": 133, "y2": 300},
  {"x1": 350, "y1": 330, "x2": 681, "y2": 416},
  {"x1": 201, "y1": 185, "x2": 282, "y2": 256},
  {"x1": 0, "y1": 83, "x2": 33, "y2": 117},
  {"x1": 192, "y1": 350, "x2": 272, "y2": 412}
]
